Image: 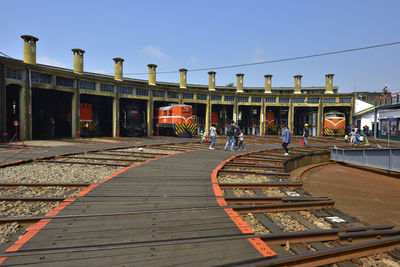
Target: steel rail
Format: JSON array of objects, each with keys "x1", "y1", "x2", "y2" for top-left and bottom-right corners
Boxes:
[
  {"x1": 0, "y1": 197, "x2": 65, "y2": 202},
  {"x1": 0, "y1": 201, "x2": 333, "y2": 224},
  {"x1": 237, "y1": 155, "x2": 286, "y2": 161},
  {"x1": 218, "y1": 169, "x2": 290, "y2": 176},
  {"x1": 90, "y1": 152, "x2": 159, "y2": 158},
  {"x1": 257, "y1": 225, "x2": 396, "y2": 246},
  {"x1": 223, "y1": 162, "x2": 284, "y2": 169},
  {"x1": 34, "y1": 159, "x2": 131, "y2": 167},
  {"x1": 0, "y1": 183, "x2": 90, "y2": 187},
  {"x1": 224, "y1": 196, "x2": 330, "y2": 204},
  {"x1": 218, "y1": 182, "x2": 302, "y2": 188},
  {"x1": 98, "y1": 150, "x2": 168, "y2": 157},
  {"x1": 236, "y1": 235, "x2": 400, "y2": 267},
  {"x1": 59, "y1": 156, "x2": 145, "y2": 162},
  {"x1": 0, "y1": 225, "x2": 394, "y2": 259},
  {"x1": 232, "y1": 200, "x2": 335, "y2": 213}
]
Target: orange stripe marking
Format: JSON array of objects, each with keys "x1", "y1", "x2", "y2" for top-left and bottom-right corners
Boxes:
[
  {"x1": 211, "y1": 150, "x2": 276, "y2": 258},
  {"x1": 0, "y1": 148, "x2": 32, "y2": 153}
]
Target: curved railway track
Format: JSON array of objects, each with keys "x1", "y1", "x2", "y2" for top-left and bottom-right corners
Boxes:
[
  {"x1": 0, "y1": 139, "x2": 399, "y2": 266},
  {"x1": 212, "y1": 147, "x2": 400, "y2": 266}
]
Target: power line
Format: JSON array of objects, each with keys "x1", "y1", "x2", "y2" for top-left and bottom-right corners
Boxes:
[
  {"x1": 122, "y1": 41, "x2": 400, "y2": 76},
  {"x1": 0, "y1": 51, "x2": 12, "y2": 58}
]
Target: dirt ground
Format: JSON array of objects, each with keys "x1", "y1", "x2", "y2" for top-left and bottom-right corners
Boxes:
[{"x1": 300, "y1": 163, "x2": 400, "y2": 228}]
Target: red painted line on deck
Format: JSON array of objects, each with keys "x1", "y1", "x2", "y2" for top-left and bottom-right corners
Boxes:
[
  {"x1": 0, "y1": 148, "x2": 32, "y2": 153},
  {"x1": 211, "y1": 149, "x2": 276, "y2": 258}
]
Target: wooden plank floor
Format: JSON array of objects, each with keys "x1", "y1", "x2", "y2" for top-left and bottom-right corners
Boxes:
[{"x1": 2, "y1": 146, "x2": 269, "y2": 266}]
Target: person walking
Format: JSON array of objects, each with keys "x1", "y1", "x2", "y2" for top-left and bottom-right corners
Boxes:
[
  {"x1": 362, "y1": 125, "x2": 370, "y2": 145},
  {"x1": 224, "y1": 121, "x2": 236, "y2": 151},
  {"x1": 234, "y1": 124, "x2": 241, "y2": 150},
  {"x1": 350, "y1": 128, "x2": 356, "y2": 145},
  {"x1": 209, "y1": 124, "x2": 218, "y2": 150},
  {"x1": 237, "y1": 130, "x2": 246, "y2": 151},
  {"x1": 282, "y1": 125, "x2": 291, "y2": 156},
  {"x1": 303, "y1": 123, "x2": 310, "y2": 147}
]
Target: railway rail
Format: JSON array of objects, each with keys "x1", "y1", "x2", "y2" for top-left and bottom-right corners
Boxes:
[
  {"x1": 213, "y1": 146, "x2": 400, "y2": 266},
  {"x1": 0, "y1": 138, "x2": 398, "y2": 266}
]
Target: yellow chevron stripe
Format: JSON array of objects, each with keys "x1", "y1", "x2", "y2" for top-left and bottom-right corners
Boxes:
[{"x1": 80, "y1": 121, "x2": 96, "y2": 132}]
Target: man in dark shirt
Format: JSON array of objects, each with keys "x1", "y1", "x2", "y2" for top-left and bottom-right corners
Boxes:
[
  {"x1": 224, "y1": 121, "x2": 236, "y2": 151},
  {"x1": 303, "y1": 123, "x2": 310, "y2": 146}
]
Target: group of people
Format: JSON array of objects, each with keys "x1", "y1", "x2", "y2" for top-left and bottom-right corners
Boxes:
[
  {"x1": 201, "y1": 121, "x2": 312, "y2": 156},
  {"x1": 199, "y1": 121, "x2": 246, "y2": 151},
  {"x1": 224, "y1": 121, "x2": 246, "y2": 151},
  {"x1": 345, "y1": 125, "x2": 370, "y2": 145}
]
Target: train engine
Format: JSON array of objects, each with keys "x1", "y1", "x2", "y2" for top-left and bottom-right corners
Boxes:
[
  {"x1": 79, "y1": 103, "x2": 96, "y2": 137},
  {"x1": 120, "y1": 105, "x2": 146, "y2": 137},
  {"x1": 154, "y1": 104, "x2": 196, "y2": 137},
  {"x1": 323, "y1": 111, "x2": 346, "y2": 136},
  {"x1": 265, "y1": 111, "x2": 278, "y2": 134}
]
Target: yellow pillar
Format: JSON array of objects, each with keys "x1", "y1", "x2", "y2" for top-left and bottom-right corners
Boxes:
[
  {"x1": 349, "y1": 94, "x2": 355, "y2": 127},
  {"x1": 208, "y1": 71, "x2": 216, "y2": 91},
  {"x1": 234, "y1": 98, "x2": 239, "y2": 123},
  {"x1": 179, "y1": 68, "x2": 187, "y2": 89},
  {"x1": 20, "y1": 68, "x2": 32, "y2": 140},
  {"x1": 19, "y1": 85, "x2": 27, "y2": 139},
  {"x1": 264, "y1": 74, "x2": 272, "y2": 94},
  {"x1": 294, "y1": 75, "x2": 302, "y2": 94},
  {"x1": 317, "y1": 99, "x2": 323, "y2": 136},
  {"x1": 72, "y1": 49, "x2": 85, "y2": 74},
  {"x1": 112, "y1": 95, "x2": 120, "y2": 137},
  {"x1": 21, "y1": 35, "x2": 38, "y2": 65},
  {"x1": 260, "y1": 97, "x2": 265, "y2": 136},
  {"x1": 148, "y1": 64, "x2": 157, "y2": 85},
  {"x1": 206, "y1": 96, "x2": 211, "y2": 135},
  {"x1": 71, "y1": 82, "x2": 80, "y2": 138},
  {"x1": 146, "y1": 90, "x2": 153, "y2": 136},
  {"x1": 288, "y1": 100, "x2": 294, "y2": 133},
  {"x1": 236, "y1": 73, "x2": 244, "y2": 93},
  {"x1": 325, "y1": 73, "x2": 334, "y2": 94},
  {"x1": 113, "y1": 58, "x2": 124, "y2": 81}
]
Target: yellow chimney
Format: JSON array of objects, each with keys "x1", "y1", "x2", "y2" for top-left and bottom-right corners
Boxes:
[
  {"x1": 147, "y1": 64, "x2": 157, "y2": 85},
  {"x1": 294, "y1": 75, "x2": 302, "y2": 94},
  {"x1": 325, "y1": 74, "x2": 334, "y2": 94},
  {"x1": 236, "y1": 73, "x2": 244, "y2": 93},
  {"x1": 264, "y1": 74, "x2": 272, "y2": 94},
  {"x1": 21, "y1": 35, "x2": 39, "y2": 64},
  {"x1": 179, "y1": 68, "x2": 187, "y2": 89},
  {"x1": 72, "y1": 48, "x2": 85, "y2": 74},
  {"x1": 113, "y1": 57, "x2": 124, "y2": 81},
  {"x1": 208, "y1": 71, "x2": 216, "y2": 91}
]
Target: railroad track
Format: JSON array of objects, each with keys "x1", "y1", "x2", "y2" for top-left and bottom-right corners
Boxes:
[
  {"x1": 214, "y1": 146, "x2": 400, "y2": 266},
  {"x1": 1, "y1": 140, "x2": 399, "y2": 266},
  {"x1": 0, "y1": 142, "x2": 209, "y2": 247}
]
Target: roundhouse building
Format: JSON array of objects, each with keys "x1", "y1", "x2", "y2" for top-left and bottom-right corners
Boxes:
[{"x1": 0, "y1": 35, "x2": 354, "y2": 140}]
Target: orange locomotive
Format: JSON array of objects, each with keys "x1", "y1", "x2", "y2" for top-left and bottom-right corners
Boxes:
[
  {"x1": 79, "y1": 103, "x2": 96, "y2": 137},
  {"x1": 154, "y1": 104, "x2": 197, "y2": 137},
  {"x1": 323, "y1": 111, "x2": 346, "y2": 136},
  {"x1": 265, "y1": 111, "x2": 278, "y2": 134}
]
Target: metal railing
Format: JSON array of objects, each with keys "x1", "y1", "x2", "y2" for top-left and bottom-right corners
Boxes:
[{"x1": 330, "y1": 148, "x2": 400, "y2": 172}]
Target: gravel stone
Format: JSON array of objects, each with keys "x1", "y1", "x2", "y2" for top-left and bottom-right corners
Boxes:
[
  {"x1": 266, "y1": 212, "x2": 308, "y2": 232},
  {"x1": 232, "y1": 188, "x2": 256, "y2": 197},
  {"x1": 240, "y1": 213, "x2": 270, "y2": 234},
  {"x1": 298, "y1": 211, "x2": 332, "y2": 229},
  {"x1": 218, "y1": 174, "x2": 270, "y2": 183},
  {"x1": 261, "y1": 188, "x2": 285, "y2": 197},
  {"x1": 0, "y1": 162, "x2": 121, "y2": 184}
]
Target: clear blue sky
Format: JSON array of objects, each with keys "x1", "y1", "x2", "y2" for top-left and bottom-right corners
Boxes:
[{"x1": 1, "y1": 0, "x2": 399, "y2": 93}]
